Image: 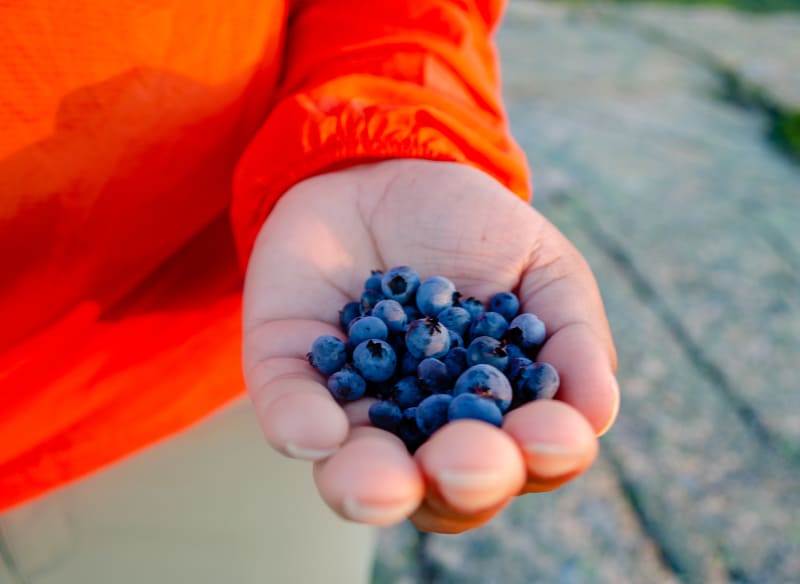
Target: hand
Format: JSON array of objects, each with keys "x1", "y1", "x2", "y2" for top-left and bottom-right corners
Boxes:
[{"x1": 242, "y1": 159, "x2": 619, "y2": 533}]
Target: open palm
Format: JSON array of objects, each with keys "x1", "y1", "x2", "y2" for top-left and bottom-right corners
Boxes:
[{"x1": 242, "y1": 159, "x2": 619, "y2": 533}]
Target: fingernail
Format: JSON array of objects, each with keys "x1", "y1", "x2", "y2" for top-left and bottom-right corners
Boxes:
[
  {"x1": 342, "y1": 497, "x2": 416, "y2": 525},
  {"x1": 436, "y1": 470, "x2": 506, "y2": 513},
  {"x1": 523, "y1": 443, "x2": 586, "y2": 478},
  {"x1": 597, "y1": 376, "x2": 621, "y2": 437},
  {"x1": 284, "y1": 442, "x2": 338, "y2": 461}
]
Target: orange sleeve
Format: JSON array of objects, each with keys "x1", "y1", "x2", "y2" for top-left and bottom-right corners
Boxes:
[{"x1": 231, "y1": 0, "x2": 531, "y2": 262}]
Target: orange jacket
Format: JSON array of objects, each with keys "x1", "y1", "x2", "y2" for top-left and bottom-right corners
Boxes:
[{"x1": 0, "y1": 0, "x2": 529, "y2": 511}]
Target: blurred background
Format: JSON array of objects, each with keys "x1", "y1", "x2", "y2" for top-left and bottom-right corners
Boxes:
[{"x1": 372, "y1": 0, "x2": 800, "y2": 582}]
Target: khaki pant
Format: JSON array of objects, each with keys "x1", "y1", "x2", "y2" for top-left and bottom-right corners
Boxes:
[{"x1": 0, "y1": 398, "x2": 376, "y2": 584}]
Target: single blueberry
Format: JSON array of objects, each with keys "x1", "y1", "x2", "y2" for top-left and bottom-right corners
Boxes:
[
  {"x1": 453, "y1": 364, "x2": 513, "y2": 413},
  {"x1": 364, "y1": 270, "x2": 384, "y2": 293},
  {"x1": 326, "y1": 366, "x2": 367, "y2": 401},
  {"x1": 417, "y1": 357, "x2": 452, "y2": 393},
  {"x1": 515, "y1": 362, "x2": 560, "y2": 403},
  {"x1": 488, "y1": 291, "x2": 520, "y2": 321},
  {"x1": 466, "y1": 336, "x2": 509, "y2": 371},
  {"x1": 443, "y1": 346, "x2": 469, "y2": 379},
  {"x1": 352, "y1": 339, "x2": 397, "y2": 382},
  {"x1": 348, "y1": 315, "x2": 389, "y2": 346},
  {"x1": 307, "y1": 335, "x2": 347, "y2": 375},
  {"x1": 469, "y1": 311, "x2": 509, "y2": 341},
  {"x1": 369, "y1": 400, "x2": 403, "y2": 433},
  {"x1": 392, "y1": 376, "x2": 427, "y2": 409},
  {"x1": 372, "y1": 299, "x2": 408, "y2": 333},
  {"x1": 416, "y1": 394, "x2": 453, "y2": 435},
  {"x1": 448, "y1": 393, "x2": 503, "y2": 427},
  {"x1": 506, "y1": 313, "x2": 546, "y2": 350},
  {"x1": 339, "y1": 301, "x2": 362, "y2": 332},
  {"x1": 405, "y1": 317, "x2": 451, "y2": 359},
  {"x1": 507, "y1": 357, "x2": 534, "y2": 383},
  {"x1": 403, "y1": 304, "x2": 423, "y2": 322},
  {"x1": 436, "y1": 306, "x2": 472, "y2": 338},
  {"x1": 416, "y1": 276, "x2": 457, "y2": 317},
  {"x1": 401, "y1": 351, "x2": 422, "y2": 377},
  {"x1": 381, "y1": 266, "x2": 421, "y2": 305}
]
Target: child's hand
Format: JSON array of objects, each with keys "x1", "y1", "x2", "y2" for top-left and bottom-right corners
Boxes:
[{"x1": 242, "y1": 159, "x2": 619, "y2": 533}]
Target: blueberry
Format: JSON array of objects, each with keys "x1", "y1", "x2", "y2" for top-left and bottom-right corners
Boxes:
[
  {"x1": 453, "y1": 364, "x2": 513, "y2": 413},
  {"x1": 348, "y1": 315, "x2": 389, "y2": 346},
  {"x1": 416, "y1": 394, "x2": 453, "y2": 435},
  {"x1": 307, "y1": 335, "x2": 347, "y2": 375},
  {"x1": 326, "y1": 366, "x2": 367, "y2": 401},
  {"x1": 339, "y1": 301, "x2": 362, "y2": 331},
  {"x1": 515, "y1": 362, "x2": 560, "y2": 403},
  {"x1": 381, "y1": 266, "x2": 421, "y2": 305},
  {"x1": 391, "y1": 376, "x2": 427, "y2": 409},
  {"x1": 506, "y1": 313, "x2": 546, "y2": 350},
  {"x1": 466, "y1": 336, "x2": 509, "y2": 371},
  {"x1": 371, "y1": 299, "x2": 407, "y2": 333},
  {"x1": 369, "y1": 400, "x2": 403, "y2": 432},
  {"x1": 469, "y1": 311, "x2": 509, "y2": 341},
  {"x1": 352, "y1": 339, "x2": 397, "y2": 382},
  {"x1": 436, "y1": 306, "x2": 472, "y2": 338},
  {"x1": 416, "y1": 276, "x2": 457, "y2": 317},
  {"x1": 405, "y1": 317, "x2": 451, "y2": 359},
  {"x1": 443, "y1": 346, "x2": 469, "y2": 379},
  {"x1": 399, "y1": 407, "x2": 427, "y2": 452},
  {"x1": 457, "y1": 296, "x2": 485, "y2": 321},
  {"x1": 448, "y1": 393, "x2": 503, "y2": 427},
  {"x1": 417, "y1": 357, "x2": 452, "y2": 393},
  {"x1": 364, "y1": 270, "x2": 384, "y2": 292},
  {"x1": 488, "y1": 291, "x2": 520, "y2": 321}
]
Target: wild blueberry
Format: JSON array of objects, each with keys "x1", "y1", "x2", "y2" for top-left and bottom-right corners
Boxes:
[
  {"x1": 506, "y1": 313, "x2": 546, "y2": 350},
  {"x1": 326, "y1": 366, "x2": 367, "y2": 402},
  {"x1": 466, "y1": 336, "x2": 509, "y2": 371},
  {"x1": 417, "y1": 357, "x2": 452, "y2": 393},
  {"x1": 416, "y1": 394, "x2": 453, "y2": 435},
  {"x1": 504, "y1": 343, "x2": 527, "y2": 360},
  {"x1": 448, "y1": 329, "x2": 464, "y2": 348},
  {"x1": 381, "y1": 266, "x2": 420, "y2": 305},
  {"x1": 307, "y1": 335, "x2": 347, "y2": 375},
  {"x1": 401, "y1": 351, "x2": 422, "y2": 376},
  {"x1": 403, "y1": 304, "x2": 422, "y2": 322},
  {"x1": 364, "y1": 270, "x2": 384, "y2": 292},
  {"x1": 457, "y1": 296, "x2": 485, "y2": 321},
  {"x1": 416, "y1": 276, "x2": 457, "y2": 317},
  {"x1": 348, "y1": 315, "x2": 388, "y2": 346},
  {"x1": 369, "y1": 400, "x2": 403, "y2": 433},
  {"x1": 488, "y1": 291, "x2": 520, "y2": 321},
  {"x1": 516, "y1": 362, "x2": 560, "y2": 403},
  {"x1": 339, "y1": 301, "x2": 361, "y2": 331},
  {"x1": 453, "y1": 364, "x2": 513, "y2": 413},
  {"x1": 443, "y1": 346, "x2": 469, "y2": 379},
  {"x1": 392, "y1": 376, "x2": 427, "y2": 409},
  {"x1": 371, "y1": 299, "x2": 407, "y2": 333},
  {"x1": 507, "y1": 356, "x2": 534, "y2": 383},
  {"x1": 405, "y1": 317, "x2": 451, "y2": 359},
  {"x1": 469, "y1": 311, "x2": 509, "y2": 340},
  {"x1": 352, "y1": 339, "x2": 397, "y2": 382},
  {"x1": 436, "y1": 306, "x2": 472, "y2": 338},
  {"x1": 448, "y1": 393, "x2": 503, "y2": 427},
  {"x1": 360, "y1": 288, "x2": 384, "y2": 312}
]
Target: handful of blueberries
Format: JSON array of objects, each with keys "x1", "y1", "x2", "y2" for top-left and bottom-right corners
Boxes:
[{"x1": 307, "y1": 266, "x2": 559, "y2": 452}]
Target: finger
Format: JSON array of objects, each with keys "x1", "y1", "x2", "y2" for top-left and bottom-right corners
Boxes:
[
  {"x1": 502, "y1": 400, "x2": 598, "y2": 493},
  {"x1": 519, "y1": 220, "x2": 620, "y2": 434},
  {"x1": 413, "y1": 420, "x2": 526, "y2": 518},
  {"x1": 313, "y1": 427, "x2": 424, "y2": 526},
  {"x1": 244, "y1": 319, "x2": 350, "y2": 460},
  {"x1": 409, "y1": 498, "x2": 510, "y2": 534}
]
